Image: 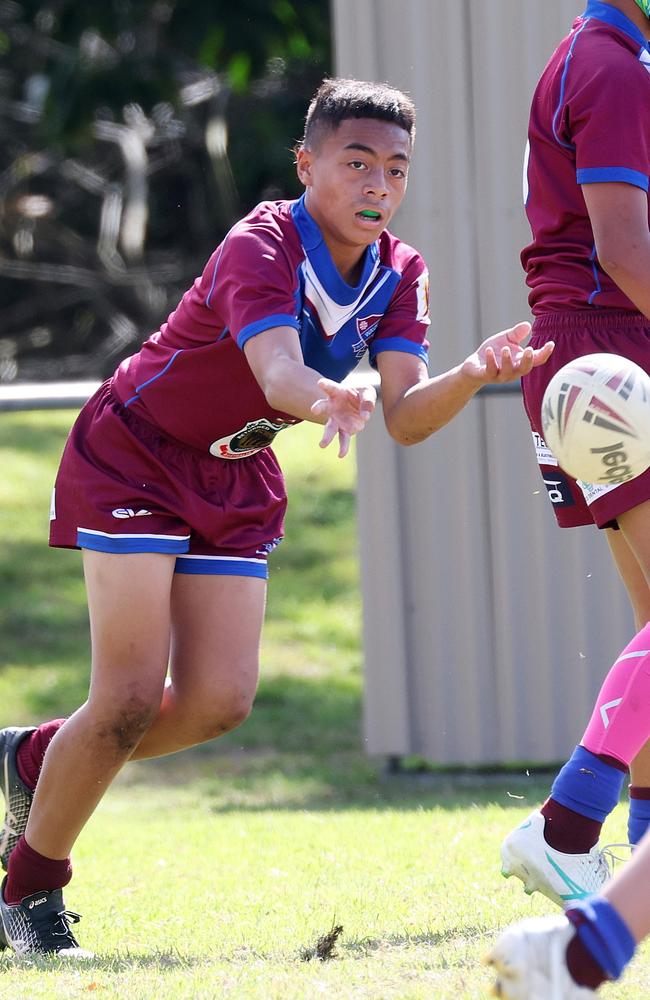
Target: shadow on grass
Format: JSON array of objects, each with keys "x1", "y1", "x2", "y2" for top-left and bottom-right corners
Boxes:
[
  {"x1": 342, "y1": 924, "x2": 494, "y2": 955},
  {"x1": 0, "y1": 931, "x2": 490, "y2": 970},
  {"x1": 0, "y1": 949, "x2": 201, "y2": 972},
  {"x1": 121, "y1": 743, "x2": 555, "y2": 816}
]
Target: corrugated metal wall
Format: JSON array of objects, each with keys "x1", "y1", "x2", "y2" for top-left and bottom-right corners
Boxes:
[{"x1": 332, "y1": 0, "x2": 635, "y2": 763}]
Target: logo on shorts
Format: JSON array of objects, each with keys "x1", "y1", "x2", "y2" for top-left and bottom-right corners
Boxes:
[
  {"x1": 112, "y1": 508, "x2": 153, "y2": 519},
  {"x1": 209, "y1": 419, "x2": 292, "y2": 459},
  {"x1": 256, "y1": 537, "x2": 283, "y2": 555},
  {"x1": 543, "y1": 474, "x2": 575, "y2": 507}
]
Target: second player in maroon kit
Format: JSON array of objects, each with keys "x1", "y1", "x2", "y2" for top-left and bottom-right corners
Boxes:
[{"x1": 500, "y1": 6, "x2": 650, "y2": 991}]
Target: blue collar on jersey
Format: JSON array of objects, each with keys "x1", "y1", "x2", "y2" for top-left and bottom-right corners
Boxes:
[
  {"x1": 583, "y1": 0, "x2": 650, "y2": 48},
  {"x1": 291, "y1": 194, "x2": 380, "y2": 307}
]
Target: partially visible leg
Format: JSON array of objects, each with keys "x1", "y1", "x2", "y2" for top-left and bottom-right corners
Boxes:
[
  {"x1": 0, "y1": 571, "x2": 267, "y2": 884},
  {"x1": 130, "y1": 572, "x2": 267, "y2": 760},
  {"x1": 489, "y1": 832, "x2": 650, "y2": 998},
  {"x1": 596, "y1": 513, "x2": 650, "y2": 843},
  {"x1": 605, "y1": 521, "x2": 650, "y2": 796},
  {"x1": 6, "y1": 551, "x2": 174, "y2": 898},
  {"x1": 501, "y1": 512, "x2": 650, "y2": 903},
  {"x1": 527, "y1": 518, "x2": 650, "y2": 844}
]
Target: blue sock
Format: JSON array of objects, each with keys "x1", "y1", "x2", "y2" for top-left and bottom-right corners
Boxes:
[
  {"x1": 567, "y1": 897, "x2": 636, "y2": 981},
  {"x1": 628, "y1": 794, "x2": 650, "y2": 845},
  {"x1": 551, "y1": 746, "x2": 625, "y2": 822}
]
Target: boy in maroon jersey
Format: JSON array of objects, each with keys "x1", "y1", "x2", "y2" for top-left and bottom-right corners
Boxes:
[{"x1": 0, "y1": 77, "x2": 550, "y2": 956}]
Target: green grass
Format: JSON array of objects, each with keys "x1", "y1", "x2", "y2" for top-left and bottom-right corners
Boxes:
[{"x1": 0, "y1": 411, "x2": 649, "y2": 997}]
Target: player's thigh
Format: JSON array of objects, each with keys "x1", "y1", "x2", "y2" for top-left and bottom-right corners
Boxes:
[
  {"x1": 169, "y1": 572, "x2": 267, "y2": 695},
  {"x1": 605, "y1": 527, "x2": 650, "y2": 628},
  {"x1": 616, "y1": 500, "x2": 650, "y2": 590},
  {"x1": 83, "y1": 549, "x2": 177, "y2": 700}
]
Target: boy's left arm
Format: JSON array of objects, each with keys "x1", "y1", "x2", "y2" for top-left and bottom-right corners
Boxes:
[{"x1": 377, "y1": 322, "x2": 553, "y2": 446}]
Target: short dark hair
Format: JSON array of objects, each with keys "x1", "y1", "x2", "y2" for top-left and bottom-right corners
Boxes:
[{"x1": 301, "y1": 77, "x2": 416, "y2": 149}]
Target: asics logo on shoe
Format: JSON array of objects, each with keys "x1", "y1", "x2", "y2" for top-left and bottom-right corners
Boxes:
[
  {"x1": 28, "y1": 896, "x2": 47, "y2": 909},
  {"x1": 111, "y1": 508, "x2": 153, "y2": 519}
]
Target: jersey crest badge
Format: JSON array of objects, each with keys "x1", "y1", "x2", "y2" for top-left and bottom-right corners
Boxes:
[
  {"x1": 353, "y1": 314, "x2": 382, "y2": 358},
  {"x1": 210, "y1": 418, "x2": 292, "y2": 459}
]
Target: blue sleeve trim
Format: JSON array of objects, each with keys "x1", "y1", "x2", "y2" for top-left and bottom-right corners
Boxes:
[
  {"x1": 369, "y1": 338, "x2": 429, "y2": 363},
  {"x1": 577, "y1": 167, "x2": 649, "y2": 191},
  {"x1": 236, "y1": 314, "x2": 301, "y2": 350}
]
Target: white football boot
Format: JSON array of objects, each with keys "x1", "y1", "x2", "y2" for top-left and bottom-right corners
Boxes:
[
  {"x1": 486, "y1": 915, "x2": 597, "y2": 999},
  {"x1": 501, "y1": 811, "x2": 611, "y2": 907}
]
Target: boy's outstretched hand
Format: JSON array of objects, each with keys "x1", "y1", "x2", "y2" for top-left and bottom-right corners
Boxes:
[
  {"x1": 461, "y1": 322, "x2": 554, "y2": 386},
  {"x1": 311, "y1": 379, "x2": 377, "y2": 458}
]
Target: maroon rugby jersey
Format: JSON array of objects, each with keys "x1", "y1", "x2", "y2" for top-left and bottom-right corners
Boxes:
[
  {"x1": 522, "y1": 1, "x2": 650, "y2": 314},
  {"x1": 111, "y1": 196, "x2": 430, "y2": 458}
]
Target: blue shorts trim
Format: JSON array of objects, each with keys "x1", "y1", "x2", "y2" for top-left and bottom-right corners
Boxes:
[
  {"x1": 77, "y1": 528, "x2": 190, "y2": 554},
  {"x1": 174, "y1": 554, "x2": 268, "y2": 579}
]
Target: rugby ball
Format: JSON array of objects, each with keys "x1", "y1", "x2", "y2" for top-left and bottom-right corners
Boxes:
[{"x1": 541, "y1": 353, "x2": 650, "y2": 485}]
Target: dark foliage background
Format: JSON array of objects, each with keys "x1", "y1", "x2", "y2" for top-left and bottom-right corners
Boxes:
[{"x1": 0, "y1": 0, "x2": 330, "y2": 382}]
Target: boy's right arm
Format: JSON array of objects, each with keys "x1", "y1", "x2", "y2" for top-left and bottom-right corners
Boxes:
[
  {"x1": 583, "y1": 182, "x2": 650, "y2": 320},
  {"x1": 243, "y1": 326, "x2": 375, "y2": 457}
]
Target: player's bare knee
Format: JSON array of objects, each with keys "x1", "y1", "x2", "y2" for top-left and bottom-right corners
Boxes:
[
  {"x1": 94, "y1": 691, "x2": 160, "y2": 754},
  {"x1": 221, "y1": 692, "x2": 254, "y2": 733},
  {"x1": 200, "y1": 689, "x2": 255, "y2": 740}
]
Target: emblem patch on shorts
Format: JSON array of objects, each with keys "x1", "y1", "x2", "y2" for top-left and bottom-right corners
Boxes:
[
  {"x1": 542, "y1": 473, "x2": 575, "y2": 507},
  {"x1": 210, "y1": 418, "x2": 291, "y2": 459}
]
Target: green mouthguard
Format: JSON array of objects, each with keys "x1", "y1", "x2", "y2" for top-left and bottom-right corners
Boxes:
[{"x1": 635, "y1": 0, "x2": 650, "y2": 18}]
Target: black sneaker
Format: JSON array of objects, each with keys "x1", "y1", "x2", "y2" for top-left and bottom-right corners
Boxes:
[
  {"x1": 0, "y1": 878, "x2": 93, "y2": 957},
  {"x1": 0, "y1": 726, "x2": 36, "y2": 871}
]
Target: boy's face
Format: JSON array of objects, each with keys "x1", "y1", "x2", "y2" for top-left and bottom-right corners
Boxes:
[{"x1": 296, "y1": 117, "x2": 411, "y2": 265}]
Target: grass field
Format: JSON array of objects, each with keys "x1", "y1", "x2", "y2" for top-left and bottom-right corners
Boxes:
[{"x1": 0, "y1": 410, "x2": 648, "y2": 998}]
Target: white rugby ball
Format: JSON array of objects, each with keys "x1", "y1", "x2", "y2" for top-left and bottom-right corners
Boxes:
[{"x1": 541, "y1": 353, "x2": 650, "y2": 485}]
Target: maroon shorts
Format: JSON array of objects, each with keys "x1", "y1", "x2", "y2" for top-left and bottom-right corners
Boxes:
[
  {"x1": 522, "y1": 310, "x2": 650, "y2": 529},
  {"x1": 49, "y1": 381, "x2": 287, "y2": 578}
]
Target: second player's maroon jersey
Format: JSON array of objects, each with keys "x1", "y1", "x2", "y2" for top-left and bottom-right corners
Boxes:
[
  {"x1": 111, "y1": 196, "x2": 430, "y2": 457},
  {"x1": 522, "y1": 1, "x2": 650, "y2": 314}
]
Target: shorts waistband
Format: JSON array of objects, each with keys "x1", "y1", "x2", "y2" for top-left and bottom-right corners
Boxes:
[{"x1": 532, "y1": 310, "x2": 647, "y2": 332}]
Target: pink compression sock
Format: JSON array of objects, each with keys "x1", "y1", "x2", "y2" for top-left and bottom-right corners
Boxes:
[
  {"x1": 16, "y1": 719, "x2": 66, "y2": 791},
  {"x1": 581, "y1": 622, "x2": 650, "y2": 766}
]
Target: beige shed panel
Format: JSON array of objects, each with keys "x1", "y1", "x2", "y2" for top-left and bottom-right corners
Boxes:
[{"x1": 333, "y1": 1, "x2": 635, "y2": 763}]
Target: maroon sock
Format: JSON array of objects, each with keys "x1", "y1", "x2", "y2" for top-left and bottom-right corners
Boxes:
[
  {"x1": 540, "y1": 798, "x2": 602, "y2": 854},
  {"x1": 629, "y1": 785, "x2": 650, "y2": 800},
  {"x1": 16, "y1": 719, "x2": 66, "y2": 791},
  {"x1": 4, "y1": 836, "x2": 72, "y2": 905},
  {"x1": 565, "y1": 927, "x2": 608, "y2": 990}
]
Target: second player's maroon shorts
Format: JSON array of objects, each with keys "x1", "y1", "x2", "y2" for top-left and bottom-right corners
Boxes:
[
  {"x1": 49, "y1": 381, "x2": 287, "y2": 578},
  {"x1": 522, "y1": 310, "x2": 650, "y2": 529}
]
